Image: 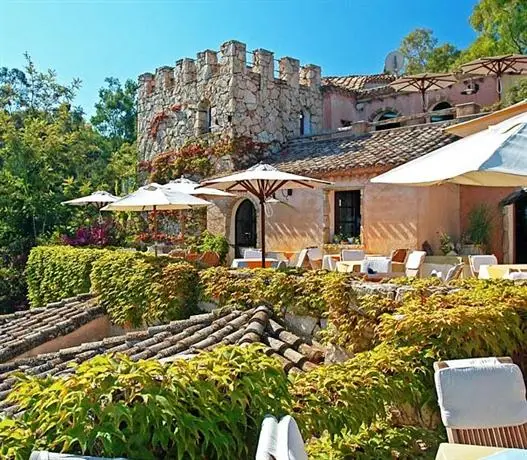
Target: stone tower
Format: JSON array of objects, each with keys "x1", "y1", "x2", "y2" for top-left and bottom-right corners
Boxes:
[{"x1": 137, "y1": 40, "x2": 323, "y2": 161}]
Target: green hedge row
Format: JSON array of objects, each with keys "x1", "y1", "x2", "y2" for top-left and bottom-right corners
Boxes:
[{"x1": 26, "y1": 246, "x2": 111, "y2": 307}]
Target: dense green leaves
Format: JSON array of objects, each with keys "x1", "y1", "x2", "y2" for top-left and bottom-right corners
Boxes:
[
  {"x1": 0, "y1": 346, "x2": 290, "y2": 460},
  {"x1": 26, "y1": 246, "x2": 111, "y2": 307}
]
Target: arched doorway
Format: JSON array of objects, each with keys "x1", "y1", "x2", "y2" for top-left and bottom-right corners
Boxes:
[
  {"x1": 430, "y1": 101, "x2": 454, "y2": 122},
  {"x1": 235, "y1": 199, "x2": 257, "y2": 258},
  {"x1": 374, "y1": 111, "x2": 401, "y2": 131}
]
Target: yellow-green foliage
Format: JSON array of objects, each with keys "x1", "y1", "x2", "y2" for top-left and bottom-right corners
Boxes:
[
  {"x1": 91, "y1": 251, "x2": 200, "y2": 327},
  {"x1": 291, "y1": 344, "x2": 427, "y2": 438},
  {"x1": 200, "y1": 267, "x2": 350, "y2": 317},
  {"x1": 0, "y1": 345, "x2": 290, "y2": 460},
  {"x1": 26, "y1": 246, "x2": 111, "y2": 307},
  {"x1": 306, "y1": 422, "x2": 443, "y2": 460}
]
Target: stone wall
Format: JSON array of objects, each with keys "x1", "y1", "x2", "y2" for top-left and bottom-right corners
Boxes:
[{"x1": 138, "y1": 40, "x2": 323, "y2": 161}]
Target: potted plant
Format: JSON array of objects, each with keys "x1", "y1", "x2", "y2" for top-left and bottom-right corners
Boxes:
[
  {"x1": 460, "y1": 204, "x2": 494, "y2": 255},
  {"x1": 439, "y1": 232, "x2": 457, "y2": 256}
]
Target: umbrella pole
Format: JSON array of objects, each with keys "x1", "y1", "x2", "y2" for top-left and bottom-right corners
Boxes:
[
  {"x1": 153, "y1": 205, "x2": 158, "y2": 257},
  {"x1": 260, "y1": 197, "x2": 266, "y2": 268}
]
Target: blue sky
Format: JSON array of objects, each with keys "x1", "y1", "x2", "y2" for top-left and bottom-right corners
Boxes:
[{"x1": 1, "y1": 0, "x2": 479, "y2": 116}]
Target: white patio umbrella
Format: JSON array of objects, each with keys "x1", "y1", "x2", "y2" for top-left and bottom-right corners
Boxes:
[
  {"x1": 101, "y1": 183, "x2": 210, "y2": 237},
  {"x1": 371, "y1": 112, "x2": 527, "y2": 187},
  {"x1": 62, "y1": 191, "x2": 119, "y2": 209},
  {"x1": 201, "y1": 163, "x2": 331, "y2": 267},
  {"x1": 162, "y1": 177, "x2": 235, "y2": 198}
]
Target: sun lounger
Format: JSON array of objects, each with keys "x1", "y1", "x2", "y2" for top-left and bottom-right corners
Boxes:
[
  {"x1": 434, "y1": 357, "x2": 527, "y2": 448},
  {"x1": 469, "y1": 254, "x2": 498, "y2": 278},
  {"x1": 256, "y1": 415, "x2": 308, "y2": 460}
]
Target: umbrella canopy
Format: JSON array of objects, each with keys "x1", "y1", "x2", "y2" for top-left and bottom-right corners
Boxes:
[
  {"x1": 101, "y1": 183, "x2": 210, "y2": 212},
  {"x1": 461, "y1": 54, "x2": 527, "y2": 94},
  {"x1": 162, "y1": 177, "x2": 234, "y2": 197},
  {"x1": 201, "y1": 164, "x2": 331, "y2": 267},
  {"x1": 390, "y1": 73, "x2": 458, "y2": 111},
  {"x1": 370, "y1": 112, "x2": 527, "y2": 187},
  {"x1": 62, "y1": 191, "x2": 119, "y2": 208}
]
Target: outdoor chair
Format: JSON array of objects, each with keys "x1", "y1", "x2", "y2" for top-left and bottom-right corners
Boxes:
[
  {"x1": 256, "y1": 415, "x2": 308, "y2": 460},
  {"x1": 307, "y1": 247, "x2": 323, "y2": 270},
  {"x1": 507, "y1": 271, "x2": 527, "y2": 281},
  {"x1": 244, "y1": 248, "x2": 262, "y2": 259},
  {"x1": 444, "y1": 262, "x2": 464, "y2": 283},
  {"x1": 390, "y1": 248, "x2": 408, "y2": 264},
  {"x1": 469, "y1": 254, "x2": 498, "y2": 278},
  {"x1": 341, "y1": 249, "x2": 365, "y2": 261},
  {"x1": 434, "y1": 357, "x2": 527, "y2": 448},
  {"x1": 360, "y1": 256, "x2": 392, "y2": 274},
  {"x1": 405, "y1": 250, "x2": 427, "y2": 277}
]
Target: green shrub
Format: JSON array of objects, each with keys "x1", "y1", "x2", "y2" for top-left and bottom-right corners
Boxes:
[
  {"x1": 306, "y1": 422, "x2": 444, "y2": 460},
  {"x1": 291, "y1": 344, "x2": 428, "y2": 438},
  {"x1": 91, "y1": 251, "x2": 200, "y2": 327},
  {"x1": 0, "y1": 265, "x2": 27, "y2": 313},
  {"x1": 0, "y1": 345, "x2": 290, "y2": 460},
  {"x1": 197, "y1": 231, "x2": 229, "y2": 264},
  {"x1": 199, "y1": 268, "x2": 351, "y2": 317},
  {"x1": 26, "y1": 246, "x2": 111, "y2": 307}
]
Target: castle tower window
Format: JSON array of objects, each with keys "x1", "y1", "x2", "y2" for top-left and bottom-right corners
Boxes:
[
  {"x1": 431, "y1": 101, "x2": 454, "y2": 122},
  {"x1": 300, "y1": 110, "x2": 311, "y2": 136},
  {"x1": 196, "y1": 100, "x2": 214, "y2": 135}
]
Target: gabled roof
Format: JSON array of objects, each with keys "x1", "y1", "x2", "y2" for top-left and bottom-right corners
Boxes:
[
  {"x1": 0, "y1": 294, "x2": 103, "y2": 364},
  {"x1": 322, "y1": 74, "x2": 397, "y2": 92},
  {"x1": 272, "y1": 121, "x2": 459, "y2": 177},
  {"x1": 0, "y1": 304, "x2": 324, "y2": 415}
]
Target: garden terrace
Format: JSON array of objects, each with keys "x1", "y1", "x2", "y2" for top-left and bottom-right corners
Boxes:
[
  {"x1": 0, "y1": 294, "x2": 103, "y2": 363},
  {"x1": 0, "y1": 303, "x2": 324, "y2": 416}
]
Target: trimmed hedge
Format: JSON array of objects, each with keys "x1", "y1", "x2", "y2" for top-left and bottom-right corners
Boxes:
[
  {"x1": 0, "y1": 345, "x2": 290, "y2": 460},
  {"x1": 26, "y1": 246, "x2": 111, "y2": 307},
  {"x1": 91, "y1": 251, "x2": 200, "y2": 327}
]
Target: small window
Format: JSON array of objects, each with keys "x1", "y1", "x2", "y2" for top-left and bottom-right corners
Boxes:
[
  {"x1": 431, "y1": 102, "x2": 454, "y2": 122},
  {"x1": 334, "y1": 190, "x2": 361, "y2": 238},
  {"x1": 196, "y1": 100, "x2": 213, "y2": 135},
  {"x1": 341, "y1": 120, "x2": 353, "y2": 127},
  {"x1": 300, "y1": 110, "x2": 311, "y2": 136},
  {"x1": 374, "y1": 111, "x2": 401, "y2": 131}
]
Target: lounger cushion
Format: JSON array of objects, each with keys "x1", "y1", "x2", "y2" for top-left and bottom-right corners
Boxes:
[{"x1": 435, "y1": 362, "x2": 527, "y2": 429}]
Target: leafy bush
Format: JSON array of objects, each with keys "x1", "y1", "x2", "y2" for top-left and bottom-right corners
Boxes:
[
  {"x1": 306, "y1": 422, "x2": 443, "y2": 460},
  {"x1": 198, "y1": 230, "x2": 229, "y2": 263},
  {"x1": 91, "y1": 251, "x2": 200, "y2": 326},
  {"x1": 26, "y1": 246, "x2": 111, "y2": 307},
  {"x1": 200, "y1": 268, "x2": 350, "y2": 317},
  {"x1": 0, "y1": 345, "x2": 290, "y2": 460},
  {"x1": 60, "y1": 220, "x2": 119, "y2": 247},
  {"x1": 0, "y1": 265, "x2": 27, "y2": 313}
]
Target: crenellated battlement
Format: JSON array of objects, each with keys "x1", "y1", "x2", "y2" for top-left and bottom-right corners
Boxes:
[
  {"x1": 137, "y1": 40, "x2": 324, "y2": 161},
  {"x1": 138, "y1": 40, "x2": 321, "y2": 98}
]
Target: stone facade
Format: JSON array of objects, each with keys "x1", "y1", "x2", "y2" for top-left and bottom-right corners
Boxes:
[{"x1": 138, "y1": 40, "x2": 323, "y2": 161}]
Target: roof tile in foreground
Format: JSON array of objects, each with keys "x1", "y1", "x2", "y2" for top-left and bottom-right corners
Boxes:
[{"x1": 0, "y1": 305, "x2": 325, "y2": 415}]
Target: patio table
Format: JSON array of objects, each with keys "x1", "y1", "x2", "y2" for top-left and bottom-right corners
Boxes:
[
  {"x1": 231, "y1": 258, "x2": 278, "y2": 269},
  {"x1": 480, "y1": 264, "x2": 527, "y2": 279},
  {"x1": 435, "y1": 442, "x2": 527, "y2": 459}
]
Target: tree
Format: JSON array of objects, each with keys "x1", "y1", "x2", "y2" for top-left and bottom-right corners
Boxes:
[
  {"x1": 505, "y1": 79, "x2": 527, "y2": 106},
  {"x1": 470, "y1": 0, "x2": 527, "y2": 54},
  {"x1": 399, "y1": 28, "x2": 460, "y2": 74},
  {"x1": 91, "y1": 77, "x2": 138, "y2": 147}
]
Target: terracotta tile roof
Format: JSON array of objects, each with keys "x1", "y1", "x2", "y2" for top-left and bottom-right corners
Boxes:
[
  {"x1": 323, "y1": 74, "x2": 397, "y2": 92},
  {"x1": 0, "y1": 294, "x2": 103, "y2": 364},
  {"x1": 0, "y1": 304, "x2": 324, "y2": 415},
  {"x1": 272, "y1": 122, "x2": 460, "y2": 176}
]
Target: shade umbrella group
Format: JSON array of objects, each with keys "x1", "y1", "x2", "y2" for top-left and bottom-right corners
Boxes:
[
  {"x1": 62, "y1": 191, "x2": 119, "y2": 209},
  {"x1": 201, "y1": 163, "x2": 331, "y2": 267}
]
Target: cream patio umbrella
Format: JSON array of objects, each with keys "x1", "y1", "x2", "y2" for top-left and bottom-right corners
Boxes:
[
  {"x1": 370, "y1": 111, "x2": 527, "y2": 187},
  {"x1": 101, "y1": 183, "x2": 210, "y2": 251},
  {"x1": 62, "y1": 191, "x2": 119, "y2": 209},
  {"x1": 201, "y1": 163, "x2": 331, "y2": 268},
  {"x1": 162, "y1": 177, "x2": 235, "y2": 198},
  {"x1": 461, "y1": 55, "x2": 527, "y2": 94},
  {"x1": 390, "y1": 73, "x2": 458, "y2": 112}
]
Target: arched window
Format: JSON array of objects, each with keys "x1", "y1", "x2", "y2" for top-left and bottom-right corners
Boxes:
[
  {"x1": 374, "y1": 111, "x2": 401, "y2": 131},
  {"x1": 196, "y1": 100, "x2": 214, "y2": 135},
  {"x1": 300, "y1": 110, "x2": 311, "y2": 136},
  {"x1": 431, "y1": 101, "x2": 454, "y2": 122}
]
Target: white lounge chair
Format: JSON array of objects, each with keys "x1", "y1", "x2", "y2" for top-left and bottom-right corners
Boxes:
[
  {"x1": 341, "y1": 249, "x2": 365, "y2": 261},
  {"x1": 468, "y1": 254, "x2": 498, "y2": 278},
  {"x1": 244, "y1": 248, "x2": 262, "y2": 259},
  {"x1": 360, "y1": 256, "x2": 392, "y2": 274},
  {"x1": 256, "y1": 415, "x2": 308, "y2": 460},
  {"x1": 307, "y1": 247, "x2": 323, "y2": 270},
  {"x1": 405, "y1": 250, "x2": 427, "y2": 277},
  {"x1": 434, "y1": 357, "x2": 527, "y2": 448}
]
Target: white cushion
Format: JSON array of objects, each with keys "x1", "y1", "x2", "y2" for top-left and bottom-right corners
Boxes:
[
  {"x1": 341, "y1": 249, "x2": 365, "y2": 261},
  {"x1": 469, "y1": 255, "x2": 498, "y2": 274},
  {"x1": 244, "y1": 249, "x2": 262, "y2": 259},
  {"x1": 276, "y1": 416, "x2": 308, "y2": 460}
]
